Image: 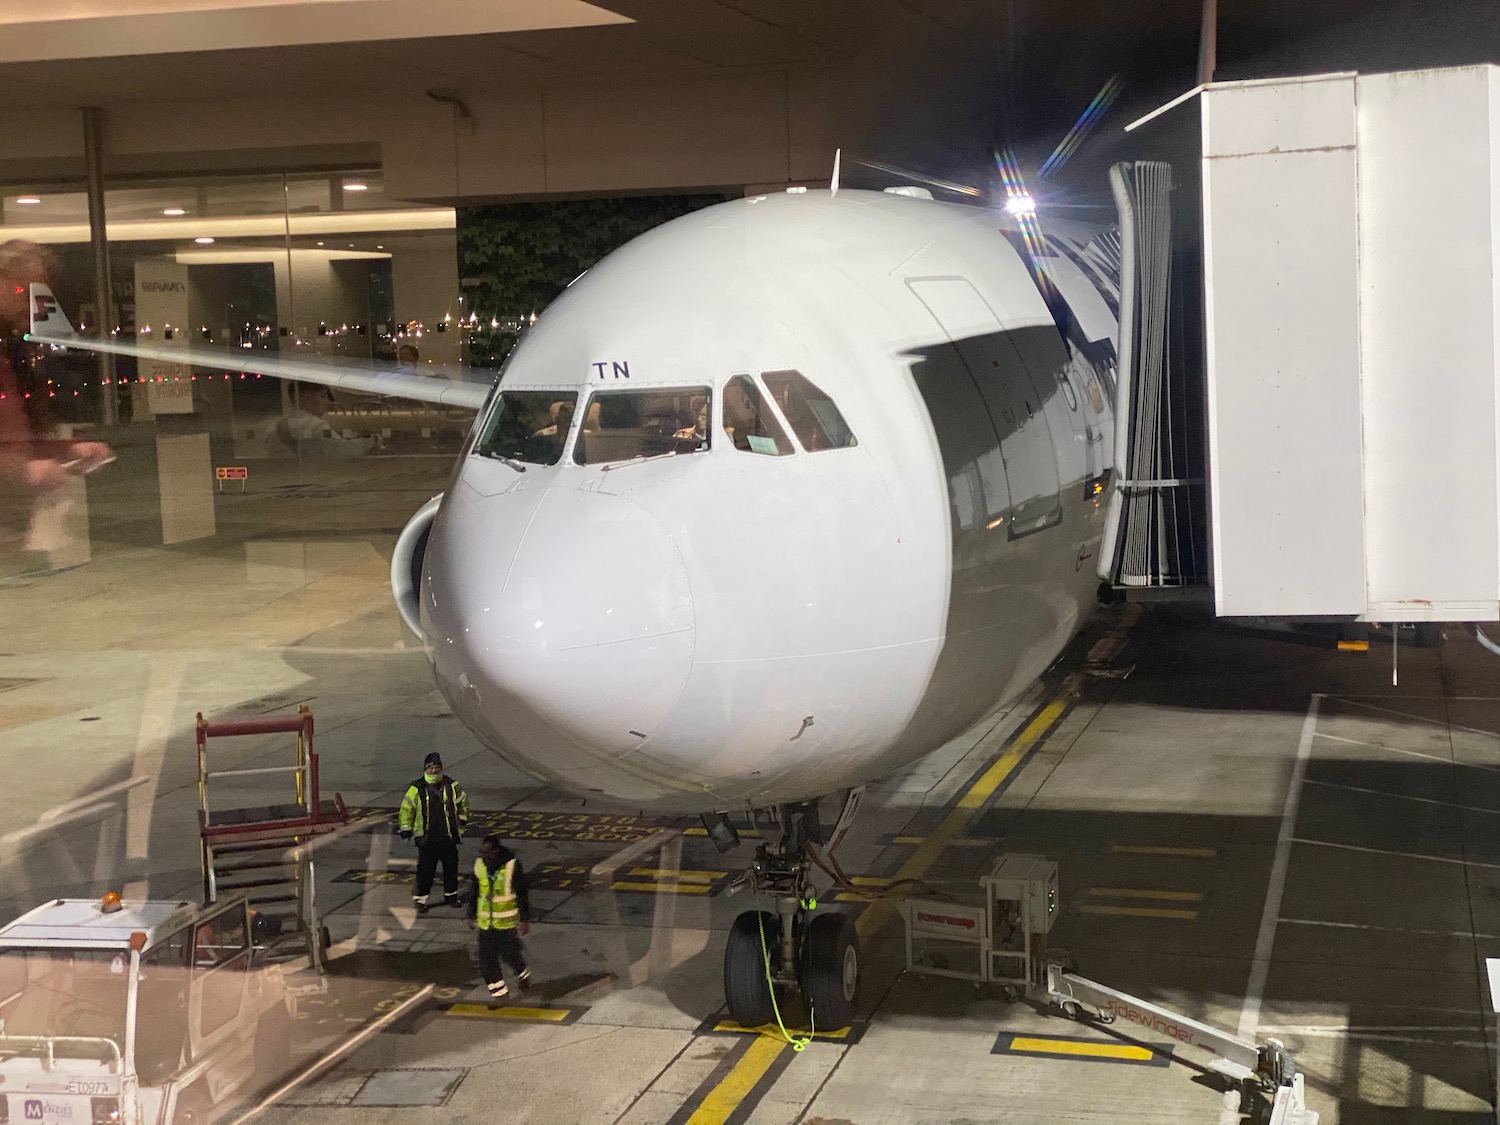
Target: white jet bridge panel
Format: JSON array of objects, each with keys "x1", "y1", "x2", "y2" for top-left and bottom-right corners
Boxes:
[
  {"x1": 1202, "y1": 73, "x2": 1367, "y2": 616},
  {"x1": 1356, "y1": 67, "x2": 1500, "y2": 619},
  {"x1": 1201, "y1": 66, "x2": 1500, "y2": 621}
]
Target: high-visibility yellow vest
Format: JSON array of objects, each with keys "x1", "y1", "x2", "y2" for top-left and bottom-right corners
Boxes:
[{"x1": 474, "y1": 858, "x2": 519, "y2": 930}]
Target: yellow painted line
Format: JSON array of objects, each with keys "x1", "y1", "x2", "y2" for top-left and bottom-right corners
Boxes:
[
  {"x1": 448, "y1": 1003, "x2": 572, "y2": 1022},
  {"x1": 1087, "y1": 887, "x2": 1202, "y2": 902},
  {"x1": 857, "y1": 689, "x2": 1072, "y2": 944},
  {"x1": 609, "y1": 880, "x2": 713, "y2": 894},
  {"x1": 685, "y1": 1035, "x2": 787, "y2": 1125},
  {"x1": 1008, "y1": 1036, "x2": 1155, "y2": 1062},
  {"x1": 711, "y1": 1019, "x2": 852, "y2": 1041},
  {"x1": 1077, "y1": 904, "x2": 1197, "y2": 920},
  {"x1": 891, "y1": 835, "x2": 926, "y2": 844},
  {"x1": 1337, "y1": 639, "x2": 1370, "y2": 652},
  {"x1": 685, "y1": 682, "x2": 1075, "y2": 1125},
  {"x1": 1111, "y1": 844, "x2": 1217, "y2": 858},
  {"x1": 627, "y1": 867, "x2": 727, "y2": 881}
]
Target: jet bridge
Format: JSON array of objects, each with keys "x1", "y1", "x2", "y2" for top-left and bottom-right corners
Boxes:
[{"x1": 1103, "y1": 65, "x2": 1500, "y2": 626}]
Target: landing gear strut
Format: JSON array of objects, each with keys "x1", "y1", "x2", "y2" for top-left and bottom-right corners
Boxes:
[{"x1": 722, "y1": 793, "x2": 861, "y2": 1030}]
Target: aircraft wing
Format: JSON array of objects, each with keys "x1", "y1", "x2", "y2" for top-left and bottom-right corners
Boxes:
[{"x1": 25, "y1": 283, "x2": 493, "y2": 411}]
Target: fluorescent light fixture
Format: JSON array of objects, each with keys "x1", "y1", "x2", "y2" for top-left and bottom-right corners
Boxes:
[
  {"x1": 3, "y1": 207, "x2": 455, "y2": 244},
  {"x1": 343, "y1": 181, "x2": 369, "y2": 192},
  {"x1": 194, "y1": 236, "x2": 215, "y2": 244},
  {"x1": 15, "y1": 196, "x2": 40, "y2": 205},
  {"x1": 162, "y1": 207, "x2": 187, "y2": 216},
  {"x1": 1004, "y1": 193, "x2": 1037, "y2": 217}
]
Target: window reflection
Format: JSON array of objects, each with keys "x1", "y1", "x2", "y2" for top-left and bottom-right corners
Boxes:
[
  {"x1": 761, "y1": 370, "x2": 857, "y2": 451},
  {"x1": 722, "y1": 375, "x2": 792, "y2": 456},
  {"x1": 475, "y1": 390, "x2": 579, "y2": 465},
  {"x1": 574, "y1": 387, "x2": 710, "y2": 465}
]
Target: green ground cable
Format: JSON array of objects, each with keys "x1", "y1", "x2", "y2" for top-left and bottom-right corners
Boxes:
[{"x1": 756, "y1": 907, "x2": 813, "y2": 1051}]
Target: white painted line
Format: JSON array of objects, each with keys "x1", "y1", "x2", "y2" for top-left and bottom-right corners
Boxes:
[
  {"x1": 1256, "y1": 1029, "x2": 1486, "y2": 1048},
  {"x1": 1237, "y1": 693, "x2": 1320, "y2": 1041},
  {"x1": 1281, "y1": 917, "x2": 1500, "y2": 940},
  {"x1": 1289, "y1": 836, "x2": 1500, "y2": 871},
  {"x1": 1302, "y1": 776, "x2": 1500, "y2": 815},
  {"x1": 1328, "y1": 697, "x2": 1500, "y2": 743},
  {"x1": 1313, "y1": 731, "x2": 1496, "y2": 772}
]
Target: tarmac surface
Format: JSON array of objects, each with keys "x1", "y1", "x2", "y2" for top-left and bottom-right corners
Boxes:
[{"x1": 2, "y1": 443, "x2": 1498, "y2": 1124}]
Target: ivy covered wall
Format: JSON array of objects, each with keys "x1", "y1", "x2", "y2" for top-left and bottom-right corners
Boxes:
[{"x1": 456, "y1": 193, "x2": 730, "y2": 367}]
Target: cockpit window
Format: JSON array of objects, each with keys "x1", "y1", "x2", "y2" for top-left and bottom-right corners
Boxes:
[
  {"x1": 474, "y1": 390, "x2": 578, "y2": 466},
  {"x1": 723, "y1": 375, "x2": 793, "y2": 456},
  {"x1": 573, "y1": 387, "x2": 711, "y2": 466},
  {"x1": 762, "y1": 370, "x2": 857, "y2": 451}
]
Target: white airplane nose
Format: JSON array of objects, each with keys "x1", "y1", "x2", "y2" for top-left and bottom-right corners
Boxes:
[{"x1": 428, "y1": 485, "x2": 696, "y2": 789}]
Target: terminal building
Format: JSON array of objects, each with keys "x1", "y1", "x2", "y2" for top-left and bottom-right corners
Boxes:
[{"x1": 2, "y1": 5, "x2": 1500, "y2": 1125}]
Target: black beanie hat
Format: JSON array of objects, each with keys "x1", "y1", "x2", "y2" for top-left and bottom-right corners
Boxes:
[{"x1": 423, "y1": 752, "x2": 442, "y2": 770}]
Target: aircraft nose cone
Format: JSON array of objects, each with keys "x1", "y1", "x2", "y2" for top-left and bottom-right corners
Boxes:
[{"x1": 428, "y1": 486, "x2": 695, "y2": 785}]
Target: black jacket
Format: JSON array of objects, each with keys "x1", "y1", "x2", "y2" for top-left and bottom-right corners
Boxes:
[{"x1": 466, "y1": 843, "x2": 532, "y2": 923}]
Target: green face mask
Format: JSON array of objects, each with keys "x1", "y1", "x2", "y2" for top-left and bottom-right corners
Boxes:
[{"x1": 424, "y1": 770, "x2": 440, "y2": 783}]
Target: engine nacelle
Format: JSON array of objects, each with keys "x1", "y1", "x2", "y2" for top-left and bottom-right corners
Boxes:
[{"x1": 391, "y1": 494, "x2": 442, "y2": 638}]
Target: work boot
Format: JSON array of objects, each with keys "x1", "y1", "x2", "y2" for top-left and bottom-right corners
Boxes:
[
  {"x1": 518, "y1": 968, "x2": 533, "y2": 993},
  {"x1": 486, "y1": 980, "x2": 509, "y2": 1007},
  {"x1": 413, "y1": 897, "x2": 430, "y2": 915},
  {"x1": 445, "y1": 892, "x2": 462, "y2": 909}
]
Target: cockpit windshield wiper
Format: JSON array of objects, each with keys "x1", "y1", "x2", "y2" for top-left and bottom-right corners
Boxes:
[
  {"x1": 485, "y1": 452, "x2": 528, "y2": 473},
  {"x1": 600, "y1": 451, "x2": 679, "y2": 473}
]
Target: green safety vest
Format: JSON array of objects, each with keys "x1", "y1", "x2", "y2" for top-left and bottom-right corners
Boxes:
[
  {"x1": 474, "y1": 858, "x2": 519, "y2": 930},
  {"x1": 398, "y1": 777, "x2": 468, "y2": 839}
]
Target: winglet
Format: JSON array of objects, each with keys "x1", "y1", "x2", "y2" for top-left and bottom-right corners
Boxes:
[
  {"x1": 831, "y1": 148, "x2": 841, "y2": 198},
  {"x1": 27, "y1": 282, "x2": 78, "y2": 342}
]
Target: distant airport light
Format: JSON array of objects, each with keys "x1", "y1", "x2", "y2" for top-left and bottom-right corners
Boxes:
[
  {"x1": 343, "y1": 181, "x2": 369, "y2": 192},
  {"x1": 163, "y1": 207, "x2": 187, "y2": 216},
  {"x1": 1004, "y1": 193, "x2": 1038, "y2": 217},
  {"x1": 15, "y1": 196, "x2": 40, "y2": 205},
  {"x1": 195, "y1": 237, "x2": 215, "y2": 244}
]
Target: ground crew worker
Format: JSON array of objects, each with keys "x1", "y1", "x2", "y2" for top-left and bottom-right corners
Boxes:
[
  {"x1": 398, "y1": 752, "x2": 470, "y2": 913},
  {"x1": 467, "y1": 833, "x2": 532, "y2": 1003}
]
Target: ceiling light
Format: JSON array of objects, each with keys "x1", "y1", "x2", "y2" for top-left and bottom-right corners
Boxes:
[
  {"x1": 343, "y1": 181, "x2": 368, "y2": 192},
  {"x1": 163, "y1": 207, "x2": 187, "y2": 216},
  {"x1": 195, "y1": 237, "x2": 215, "y2": 244},
  {"x1": 15, "y1": 196, "x2": 40, "y2": 205}
]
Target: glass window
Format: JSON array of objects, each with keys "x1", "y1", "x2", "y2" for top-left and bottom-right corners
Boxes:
[
  {"x1": 762, "y1": 370, "x2": 857, "y2": 451},
  {"x1": 474, "y1": 390, "x2": 579, "y2": 466},
  {"x1": 0, "y1": 950, "x2": 130, "y2": 1055},
  {"x1": 722, "y1": 375, "x2": 793, "y2": 456},
  {"x1": 574, "y1": 387, "x2": 711, "y2": 465},
  {"x1": 193, "y1": 910, "x2": 249, "y2": 970},
  {"x1": 136, "y1": 932, "x2": 192, "y2": 1083},
  {"x1": 194, "y1": 909, "x2": 249, "y2": 1039}
]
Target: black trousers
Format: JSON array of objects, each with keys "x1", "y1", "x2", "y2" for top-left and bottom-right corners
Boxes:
[
  {"x1": 414, "y1": 839, "x2": 460, "y2": 897},
  {"x1": 476, "y1": 928, "x2": 527, "y2": 985}
]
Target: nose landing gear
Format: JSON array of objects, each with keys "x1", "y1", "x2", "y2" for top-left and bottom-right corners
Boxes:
[{"x1": 722, "y1": 795, "x2": 861, "y2": 1031}]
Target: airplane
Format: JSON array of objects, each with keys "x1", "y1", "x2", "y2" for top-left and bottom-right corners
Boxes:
[{"x1": 27, "y1": 183, "x2": 1122, "y2": 1028}]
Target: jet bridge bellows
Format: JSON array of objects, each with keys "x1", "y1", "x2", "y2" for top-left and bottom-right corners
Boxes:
[
  {"x1": 1116, "y1": 65, "x2": 1500, "y2": 622},
  {"x1": 1099, "y1": 160, "x2": 1208, "y2": 590}
]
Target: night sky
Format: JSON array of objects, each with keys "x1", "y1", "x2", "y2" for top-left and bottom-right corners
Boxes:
[{"x1": 844, "y1": 0, "x2": 1499, "y2": 209}]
